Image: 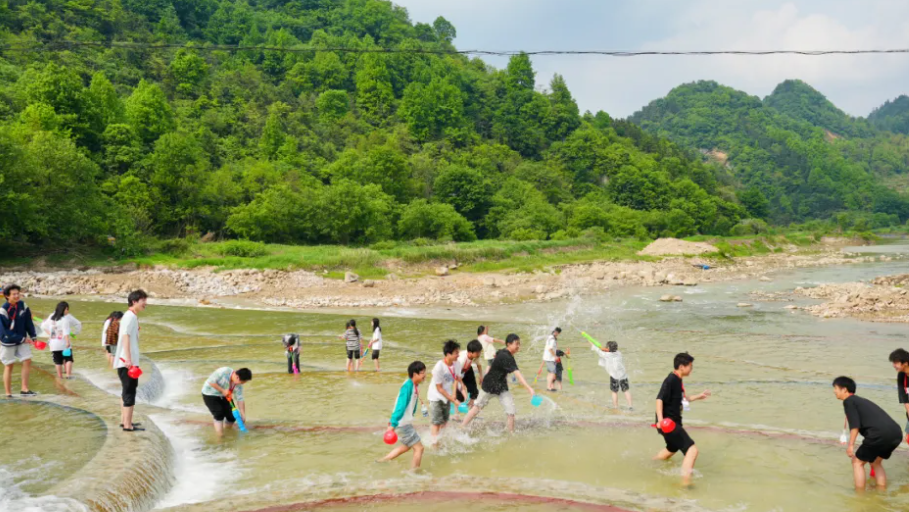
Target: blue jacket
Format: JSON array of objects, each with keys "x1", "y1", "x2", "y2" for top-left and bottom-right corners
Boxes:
[
  {"x1": 0, "y1": 301, "x2": 37, "y2": 346},
  {"x1": 389, "y1": 379, "x2": 418, "y2": 428}
]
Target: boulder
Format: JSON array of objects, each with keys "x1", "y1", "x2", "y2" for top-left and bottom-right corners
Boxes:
[
  {"x1": 660, "y1": 295, "x2": 674, "y2": 302},
  {"x1": 362, "y1": 280, "x2": 376, "y2": 288},
  {"x1": 737, "y1": 303, "x2": 753, "y2": 308},
  {"x1": 344, "y1": 272, "x2": 359, "y2": 283},
  {"x1": 435, "y1": 266, "x2": 449, "y2": 277},
  {"x1": 673, "y1": 296, "x2": 683, "y2": 302},
  {"x1": 759, "y1": 276, "x2": 772, "y2": 282}
]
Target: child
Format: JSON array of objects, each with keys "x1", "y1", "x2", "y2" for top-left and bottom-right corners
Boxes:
[
  {"x1": 368, "y1": 318, "x2": 382, "y2": 372},
  {"x1": 282, "y1": 334, "x2": 301, "y2": 374},
  {"x1": 477, "y1": 325, "x2": 504, "y2": 375},
  {"x1": 428, "y1": 340, "x2": 462, "y2": 439},
  {"x1": 542, "y1": 328, "x2": 561, "y2": 392},
  {"x1": 456, "y1": 339, "x2": 483, "y2": 410},
  {"x1": 462, "y1": 334, "x2": 535, "y2": 433},
  {"x1": 1, "y1": 284, "x2": 38, "y2": 398},
  {"x1": 201, "y1": 367, "x2": 253, "y2": 436},
  {"x1": 598, "y1": 341, "x2": 632, "y2": 409},
  {"x1": 102, "y1": 311, "x2": 123, "y2": 369},
  {"x1": 379, "y1": 361, "x2": 427, "y2": 469},
  {"x1": 42, "y1": 302, "x2": 82, "y2": 380},
  {"x1": 340, "y1": 320, "x2": 361, "y2": 372},
  {"x1": 554, "y1": 348, "x2": 569, "y2": 390},
  {"x1": 833, "y1": 376, "x2": 902, "y2": 491},
  {"x1": 654, "y1": 352, "x2": 711, "y2": 486}
]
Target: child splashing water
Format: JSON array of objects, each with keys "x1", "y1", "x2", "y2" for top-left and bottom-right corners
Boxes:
[
  {"x1": 597, "y1": 341, "x2": 632, "y2": 410},
  {"x1": 42, "y1": 302, "x2": 82, "y2": 380}
]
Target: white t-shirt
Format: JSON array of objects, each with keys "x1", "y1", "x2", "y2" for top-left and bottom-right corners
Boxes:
[
  {"x1": 478, "y1": 333, "x2": 496, "y2": 360},
  {"x1": 42, "y1": 315, "x2": 82, "y2": 352},
  {"x1": 427, "y1": 359, "x2": 462, "y2": 403},
  {"x1": 101, "y1": 319, "x2": 111, "y2": 347},
  {"x1": 457, "y1": 350, "x2": 477, "y2": 375},
  {"x1": 600, "y1": 351, "x2": 627, "y2": 380},
  {"x1": 371, "y1": 327, "x2": 383, "y2": 351},
  {"x1": 542, "y1": 335, "x2": 558, "y2": 362},
  {"x1": 114, "y1": 310, "x2": 140, "y2": 369}
]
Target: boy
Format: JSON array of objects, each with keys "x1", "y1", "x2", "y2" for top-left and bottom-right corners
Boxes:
[
  {"x1": 201, "y1": 367, "x2": 253, "y2": 436},
  {"x1": 462, "y1": 334, "x2": 535, "y2": 433},
  {"x1": 477, "y1": 325, "x2": 504, "y2": 375},
  {"x1": 428, "y1": 340, "x2": 463, "y2": 439},
  {"x1": 833, "y1": 376, "x2": 902, "y2": 491},
  {"x1": 0, "y1": 284, "x2": 37, "y2": 398},
  {"x1": 654, "y1": 352, "x2": 711, "y2": 486},
  {"x1": 115, "y1": 290, "x2": 147, "y2": 432},
  {"x1": 456, "y1": 340, "x2": 484, "y2": 410},
  {"x1": 282, "y1": 334, "x2": 301, "y2": 374},
  {"x1": 542, "y1": 328, "x2": 561, "y2": 392},
  {"x1": 380, "y1": 361, "x2": 427, "y2": 469},
  {"x1": 888, "y1": 348, "x2": 909, "y2": 433},
  {"x1": 599, "y1": 341, "x2": 632, "y2": 409}
]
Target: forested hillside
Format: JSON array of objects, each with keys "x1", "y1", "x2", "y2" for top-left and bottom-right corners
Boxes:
[
  {"x1": 0, "y1": 0, "x2": 750, "y2": 255},
  {"x1": 630, "y1": 80, "x2": 909, "y2": 226},
  {"x1": 869, "y1": 95, "x2": 909, "y2": 135}
]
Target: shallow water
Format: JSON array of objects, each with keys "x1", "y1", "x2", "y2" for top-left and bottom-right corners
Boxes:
[{"x1": 4, "y1": 251, "x2": 909, "y2": 511}]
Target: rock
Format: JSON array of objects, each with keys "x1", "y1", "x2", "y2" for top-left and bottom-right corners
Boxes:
[
  {"x1": 362, "y1": 280, "x2": 376, "y2": 288},
  {"x1": 737, "y1": 303, "x2": 753, "y2": 308},
  {"x1": 660, "y1": 295, "x2": 674, "y2": 302},
  {"x1": 680, "y1": 278, "x2": 698, "y2": 286},
  {"x1": 386, "y1": 273, "x2": 399, "y2": 281},
  {"x1": 785, "y1": 305, "x2": 799, "y2": 310},
  {"x1": 344, "y1": 272, "x2": 359, "y2": 283},
  {"x1": 199, "y1": 299, "x2": 211, "y2": 305},
  {"x1": 745, "y1": 261, "x2": 755, "y2": 267},
  {"x1": 534, "y1": 285, "x2": 547, "y2": 294},
  {"x1": 435, "y1": 266, "x2": 449, "y2": 277},
  {"x1": 483, "y1": 277, "x2": 497, "y2": 288},
  {"x1": 759, "y1": 276, "x2": 772, "y2": 282},
  {"x1": 673, "y1": 296, "x2": 683, "y2": 302}
]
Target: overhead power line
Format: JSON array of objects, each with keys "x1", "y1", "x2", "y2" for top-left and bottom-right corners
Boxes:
[{"x1": 2, "y1": 40, "x2": 909, "y2": 57}]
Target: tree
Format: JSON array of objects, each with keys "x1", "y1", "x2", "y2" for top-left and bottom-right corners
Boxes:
[
  {"x1": 89, "y1": 72, "x2": 125, "y2": 128},
  {"x1": 398, "y1": 200, "x2": 475, "y2": 241},
  {"x1": 400, "y1": 77, "x2": 465, "y2": 141},
  {"x1": 355, "y1": 53, "x2": 395, "y2": 125},
  {"x1": 169, "y1": 49, "x2": 209, "y2": 96},
  {"x1": 146, "y1": 132, "x2": 210, "y2": 234},
  {"x1": 432, "y1": 16, "x2": 456, "y2": 44},
  {"x1": 433, "y1": 165, "x2": 493, "y2": 225},
  {"x1": 316, "y1": 90, "x2": 349, "y2": 124},
  {"x1": 125, "y1": 80, "x2": 175, "y2": 144},
  {"x1": 259, "y1": 102, "x2": 290, "y2": 160},
  {"x1": 546, "y1": 74, "x2": 580, "y2": 141},
  {"x1": 737, "y1": 186, "x2": 770, "y2": 219}
]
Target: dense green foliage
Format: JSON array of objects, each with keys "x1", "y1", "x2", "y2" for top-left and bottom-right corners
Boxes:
[
  {"x1": 0, "y1": 0, "x2": 748, "y2": 254},
  {"x1": 869, "y1": 95, "x2": 909, "y2": 135},
  {"x1": 630, "y1": 80, "x2": 909, "y2": 225}
]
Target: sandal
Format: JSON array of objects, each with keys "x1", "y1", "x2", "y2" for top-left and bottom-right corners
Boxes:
[
  {"x1": 119, "y1": 422, "x2": 142, "y2": 427},
  {"x1": 122, "y1": 427, "x2": 145, "y2": 432}
]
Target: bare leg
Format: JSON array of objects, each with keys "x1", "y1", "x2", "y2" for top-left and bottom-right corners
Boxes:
[
  {"x1": 411, "y1": 442, "x2": 424, "y2": 469},
  {"x1": 680, "y1": 445, "x2": 699, "y2": 486},
  {"x1": 653, "y1": 448, "x2": 674, "y2": 461},
  {"x1": 546, "y1": 372, "x2": 555, "y2": 390},
  {"x1": 374, "y1": 358, "x2": 380, "y2": 372},
  {"x1": 65, "y1": 361, "x2": 73, "y2": 378},
  {"x1": 852, "y1": 457, "x2": 867, "y2": 491},
  {"x1": 356, "y1": 358, "x2": 362, "y2": 371},
  {"x1": 3, "y1": 363, "x2": 12, "y2": 396},
  {"x1": 213, "y1": 419, "x2": 224, "y2": 437},
  {"x1": 123, "y1": 405, "x2": 134, "y2": 429},
  {"x1": 430, "y1": 424, "x2": 442, "y2": 438},
  {"x1": 55, "y1": 364, "x2": 64, "y2": 380},
  {"x1": 625, "y1": 390, "x2": 633, "y2": 408},
  {"x1": 462, "y1": 405, "x2": 481, "y2": 427},
  {"x1": 379, "y1": 444, "x2": 411, "y2": 462},
  {"x1": 872, "y1": 458, "x2": 886, "y2": 489},
  {"x1": 21, "y1": 359, "x2": 30, "y2": 391},
  {"x1": 346, "y1": 358, "x2": 352, "y2": 372},
  {"x1": 506, "y1": 414, "x2": 515, "y2": 433},
  {"x1": 611, "y1": 391, "x2": 619, "y2": 409}
]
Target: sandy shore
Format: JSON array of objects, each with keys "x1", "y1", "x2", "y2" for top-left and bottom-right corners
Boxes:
[{"x1": 0, "y1": 241, "x2": 886, "y2": 310}]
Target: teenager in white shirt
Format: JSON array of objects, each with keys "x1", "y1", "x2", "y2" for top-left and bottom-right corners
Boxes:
[
  {"x1": 367, "y1": 318, "x2": 383, "y2": 372},
  {"x1": 428, "y1": 340, "x2": 462, "y2": 440},
  {"x1": 115, "y1": 290, "x2": 147, "y2": 432},
  {"x1": 42, "y1": 302, "x2": 82, "y2": 380}
]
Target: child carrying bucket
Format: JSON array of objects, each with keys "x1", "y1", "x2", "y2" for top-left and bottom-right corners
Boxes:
[
  {"x1": 378, "y1": 361, "x2": 426, "y2": 469},
  {"x1": 41, "y1": 302, "x2": 82, "y2": 380},
  {"x1": 282, "y1": 334, "x2": 301, "y2": 374}
]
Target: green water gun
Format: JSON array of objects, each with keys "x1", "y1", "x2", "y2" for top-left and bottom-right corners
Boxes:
[
  {"x1": 581, "y1": 331, "x2": 603, "y2": 350},
  {"x1": 565, "y1": 350, "x2": 574, "y2": 385}
]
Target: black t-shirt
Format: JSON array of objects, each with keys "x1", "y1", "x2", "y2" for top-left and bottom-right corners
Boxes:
[
  {"x1": 897, "y1": 373, "x2": 909, "y2": 419},
  {"x1": 656, "y1": 372, "x2": 684, "y2": 425},
  {"x1": 843, "y1": 395, "x2": 902, "y2": 446},
  {"x1": 482, "y1": 348, "x2": 518, "y2": 395}
]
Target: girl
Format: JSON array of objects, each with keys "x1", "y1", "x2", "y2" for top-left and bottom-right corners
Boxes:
[
  {"x1": 102, "y1": 311, "x2": 123, "y2": 368},
  {"x1": 368, "y1": 318, "x2": 383, "y2": 372},
  {"x1": 42, "y1": 302, "x2": 82, "y2": 379},
  {"x1": 340, "y1": 320, "x2": 361, "y2": 372}
]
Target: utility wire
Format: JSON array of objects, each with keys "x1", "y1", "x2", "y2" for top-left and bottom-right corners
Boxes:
[{"x1": 2, "y1": 40, "x2": 909, "y2": 57}]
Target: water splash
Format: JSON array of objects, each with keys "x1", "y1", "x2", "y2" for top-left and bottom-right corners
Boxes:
[{"x1": 0, "y1": 466, "x2": 88, "y2": 512}]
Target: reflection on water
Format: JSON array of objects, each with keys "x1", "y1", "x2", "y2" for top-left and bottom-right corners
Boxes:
[{"x1": 6, "y1": 251, "x2": 909, "y2": 512}]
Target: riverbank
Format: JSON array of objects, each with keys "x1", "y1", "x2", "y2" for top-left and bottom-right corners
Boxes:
[
  {"x1": 0, "y1": 237, "x2": 882, "y2": 309},
  {"x1": 789, "y1": 274, "x2": 909, "y2": 323}
]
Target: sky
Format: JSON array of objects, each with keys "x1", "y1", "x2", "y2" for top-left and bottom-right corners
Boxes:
[{"x1": 392, "y1": 0, "x2": 909, "y2": 118}]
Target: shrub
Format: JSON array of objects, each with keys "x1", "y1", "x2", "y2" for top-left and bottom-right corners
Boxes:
[{"x1": 217, "y1": 240, "x2": 269, "y2": 258}]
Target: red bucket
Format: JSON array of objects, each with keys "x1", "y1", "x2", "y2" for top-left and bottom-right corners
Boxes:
[
  {"x1": 660, "y1": 418, "x2": 677, "y2": 434},
  {"x1": 33, "y1": 340, "x2": 47, "y2": 351},
  {"x1": 128, "y1": 366, "x2": 143, "y2": 379},
  {"x1": 383, "y1": 430, "x2": 398, "y2": 445}
]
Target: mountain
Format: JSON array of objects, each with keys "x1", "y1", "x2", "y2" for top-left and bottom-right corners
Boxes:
[
  {"x1": 0, "y1": 0, "x2": 749, "y2": 250},
  {"x1": 629, "y1": 80, "x2": 909, "y2": 225},
  {"x1": 869, "y1": 95, "x2": 909, "y2": 135}
]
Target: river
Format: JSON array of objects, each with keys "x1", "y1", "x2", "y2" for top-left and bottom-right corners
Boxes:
[{"x1": 2, "y1": 249, "x2": 909, "y2": 512}]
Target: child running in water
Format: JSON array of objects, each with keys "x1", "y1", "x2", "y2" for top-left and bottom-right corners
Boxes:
[
  {"x1": 367, "y1": 318, "x2": 382, "y2": 372},
  {"x1": 654, "y1": 352, "x2": 710, "y2": 486},
  {"x1": 428, "y1": 340, "x2": 462, "y2": 440},
  {"x1": 42, "y1": 302, "x2": 82, "y2": 380},
  {"x1": 379, "y1": 361, "x2": 427, "y2": 469},
  {"x1": 456, "y1": 340, "x2": 483, "y2": 410},
  {"x1": 462, "y1": 334, "x2": 535, "y2": 433},
  {"x1": 101, "y1": 311, "x2": 123, "y2": 369},
  {"x1": 833, "y1": 376, "x2": 902, "y2": 491},
  {"x1": 282, "y1": 334, "x2": 301, "y2": 374},
  {"x1": 340, "y1": 320, "x2": 362, "y2": 372},
  {"x1": 598, "y1": 341, "x2": 632, "y2": 409}
]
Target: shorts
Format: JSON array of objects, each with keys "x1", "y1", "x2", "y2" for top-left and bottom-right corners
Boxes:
[
  {"x1": 475, "y1": 389, "x2": 516, "y2": 415},
  {"x1": 52, "y1": 350, "x2": 74, "y2": 365},
  {"x1": 397, "y1": 424, "x2": 421, "y2": 447},
  {"x1": 105, "y1": 346, "x2": 113, "y2": 354},
  {"x1": 660, "y1": 424, "x2": 695, "y2": 455},
  {"x1": 457, "y1": 367, "x2": 479, "y2": 401},
  {"x1": 429, "y1": 400, "x2": 451, "y2": 425},
  {"x1": 118, "y1": 367, "x2": 139, "y2": 408},
  {"x1": 855, "y1": 438, "x2": 901, "y2": 463},
  {"x1": 0, "y1": 344, "x2": 32, "y2": 365},
  {"x1": 610, "y1": 377, "x2": 630, "y2": 393},
  {"x1": 555, "y1": 362, "x2": 563, "y2": 382},
  {"x1": 371, "y1": 350, "x2": 380, "y2": 360},
  {"x1": 202, "y1": 393, "x2": 236, "y2": 423},
  {"x1": 545, "y1": 361, "x2": 557, "y2": 374},
  {"x1": 347, "y1": 349, "x2": 360, "y2": 359}
]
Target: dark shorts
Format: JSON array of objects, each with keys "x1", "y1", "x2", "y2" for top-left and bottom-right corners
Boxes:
[
  {"x1": 105, "y1": 346, "x2": 113, "y2": 354},
  {"x1": 371, "y1": 350, "x2": 380, "y2": 360},
  {"x1": 555, "y1": 362, "x2": 563, "y2": 382},
  {"x1": 52, "y1": 350, "x2": 74, "y2": 365},
  {"x1": 457, "y1": 367, "x2": 479, "y2": 401},
  {"x1": 610, "y1": 377, "x2": 630, "y2": 393},
  {"x1": 202, "y1": 394, "x2": 236, "y2": 423},
  {"x1": 118, "y1": 367, "x2": 139, "y2": 408},
  {"x1": 660, "y1": 424, "x2": 695, "y2": 455},
  {"x1": 855, "y1": 438, "x2": 901, "y2": 463},
  {"x1": 347, "y1": 349, "x2": 360, "y2": 360}
]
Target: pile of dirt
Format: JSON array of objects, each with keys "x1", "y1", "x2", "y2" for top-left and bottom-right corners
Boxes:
[{"x1": 638, "y1": 238, "x2": 718, "y2": 257}]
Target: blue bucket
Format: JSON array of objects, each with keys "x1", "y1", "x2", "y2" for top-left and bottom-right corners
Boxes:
[
  {"x1": 458, "y1": 403, "x2": 469, "y2": 414},
  {"x1": 62, "y1": 348, "x2": 72, "y2": 357},
  {"x1": 531, "y1": 395, "x2": 543, "y2": 407}
]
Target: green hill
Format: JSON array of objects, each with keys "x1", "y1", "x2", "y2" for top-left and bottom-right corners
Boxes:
[
  {"x1": 0, "y1": 0, "x2": 747, "y2": 252},
  {"x1": 629, "y1": 80, "x2": 909, "y2": 225},
  {"x1": 869, "y1": 95, "x2": 909, "y2": 135}
]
